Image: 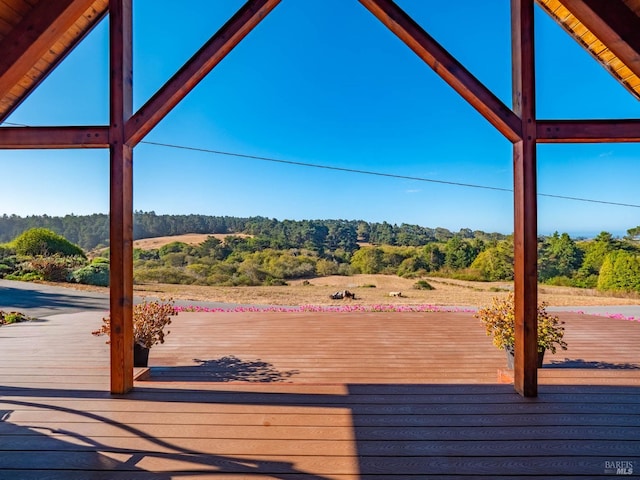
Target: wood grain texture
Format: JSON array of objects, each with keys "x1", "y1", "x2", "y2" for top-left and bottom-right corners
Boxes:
[
  {"x1": 108, "y1": 0, "x2": 133, "y2": 394},
  {"x1": 511, "y1": 0, "x2": 539, "y2": 397},
  {"x1": 0, "y1": 126, "x2": 109, "y2": 148},
  {"x1": 0, "y1": 309, "x2": 639, "y2": 478}
]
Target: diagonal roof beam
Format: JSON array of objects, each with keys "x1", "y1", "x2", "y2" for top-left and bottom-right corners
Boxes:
[
  {"x1": 537, "y1": 119, "x2": 640, "y2": 143},
  {"x1": 126, "y1": 0, "x2": 281, "y2": 147},
  {"x1": 0, "y1": 0, "x2": 99, "y2": 103},
  {"x1": 560, "y1": 0, "x2": 640, "y2": 80},
  {"x1": 0, "y1": 126, "x2": 109, "y2": 148},
  {"x1": 359, "y1": 0, "x2": 522, "y2": 143}
]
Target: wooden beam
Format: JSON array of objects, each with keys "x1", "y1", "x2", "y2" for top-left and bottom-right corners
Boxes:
[
  {"x1": 125, "y1": 0, "x2": 281, "y2": 146},
  {"x1": 358, "y1": 0, "x2": 522, "y2": 143},
  {"x1": 0, "y1": 126, "x2": 109, "y2": 148},
  {"x1": 0, "y1": 0, "x2": 98, "y2": 101},
  {"x1": 512, "y1": 0, "x2": 538, "y2": 398},
  {"x1": 560, "y1": 0, "x2": 640, "y2": 79},
  {"x1": 109, "y1": 0, "x2": 133, "y2": 395},
  {"x1": 537, "y1": 119, "x2": 640, "y2": 143}
]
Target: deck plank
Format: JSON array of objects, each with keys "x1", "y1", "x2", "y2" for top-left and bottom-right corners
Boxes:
[{"x1": 1, "y1": 310, "x2": 639, "y2": 478}]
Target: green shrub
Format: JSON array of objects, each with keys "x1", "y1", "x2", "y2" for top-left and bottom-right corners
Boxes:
[
  {"x1": 0, "y1": 310, "x2": 31, "y2": 325},
  {"x1": 11, "y1": 228, "x2": 85, "y2": 257},
  {"x1": 572, "y1": 273, "x2": 598, "y2": 289},
  {"x1": 133, "y1": 266, "x2": 196, "y2": 285},
  {"x1": 5, "y1": 272, "x2": 42, "y2": 281},
  {"x1": 597, "y1": 251, "x2": 640, "y2": 293},
  {"x1": 133, "y1": 248, "x2": 159, "y2": 261},
  {"x1": 71, "y1": 262, "x2": 110, "y2": 286},
  {"x1": 544, "y1": 276, "x2": 574, "y2": 287},
  {"x1": 413, "y1": 280, "x2": 434, "y2": 290},
  {"x1": 315, "y1": 258, "x2": 340, "y2": 276},
  {"x1": 158, "y1": 242, "x2": 190, "y2": 256},
  {"x1": 336, "y1": 263, "x2": 352, "y2": 276},
  {"x1": 0, "y1": 245, "x2": 15, "y2": 259},
  {"x1": 0, "y1": 255, "x2": 17, "y2": 278}
]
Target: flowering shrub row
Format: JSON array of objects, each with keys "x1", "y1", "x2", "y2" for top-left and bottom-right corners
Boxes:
[
  {"x1": 172, "y1": 304, "x2": 640, "y2": 322},
  {"x1": 173, "y1": 304, "x2": 475, "y2": 314},
  {"x1": 570, "y1": 310, "x2": 639, "y2": 322}
]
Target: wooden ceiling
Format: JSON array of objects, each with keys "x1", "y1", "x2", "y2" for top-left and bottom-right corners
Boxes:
[
  {"x1": 0, "y1": 0, "x2": 638, "y2": 124},
  {"x1": 537, "y1": 0, "x2": 640, "y2": 100},
  {"x1": 0, "y1": 0, "x2": 108, "y2": 122}
]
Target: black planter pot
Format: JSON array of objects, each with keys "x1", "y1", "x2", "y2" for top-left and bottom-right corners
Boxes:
[
  {"x1": 134, "y1": 343, "x2": 150, "y2": 368},
  {"x1": 505, "y1": 347, "x2": 544, "y2": 369}
]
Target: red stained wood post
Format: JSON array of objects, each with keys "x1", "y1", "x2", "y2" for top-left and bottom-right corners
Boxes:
[
  {"x1": 512, "y1": 0, "x2": 538, "y2": 397},
  {"x1": 109, "y1": 0, "x2": 134, "y2": 394},
  {"x1": 0, "y1": 126, "x2": 109, "y2": 149}
]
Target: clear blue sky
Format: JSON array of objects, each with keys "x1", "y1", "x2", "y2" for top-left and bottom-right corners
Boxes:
[{"x1": 1, "y1": 0, "x2": 639, "y2": 237}]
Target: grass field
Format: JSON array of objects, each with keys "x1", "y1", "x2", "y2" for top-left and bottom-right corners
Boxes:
[{"x1": 58, "y1": 273, "x2": 640, "y2": 307}]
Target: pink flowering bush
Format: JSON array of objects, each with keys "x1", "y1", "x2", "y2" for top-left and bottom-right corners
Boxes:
[
  {"x1": 173, "y1": 304, "x2": 475, "y2": 314},
  {"x1": 93, "y1": 298, "x2": 177, "y2": 349}
]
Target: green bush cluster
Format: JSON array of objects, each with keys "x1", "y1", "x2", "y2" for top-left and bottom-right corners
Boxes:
[
  {"x1": 413, "y1": 280, "x2": 434, "y2": 290},
  {"x1": 0, "y1": 310, "x2": 31, "y2": 325},
  {"x1": 3, "y1": 223, "x2": 640, "y2": 295},
  {"x1": 597, "y1": 251, "x2": 640, "y2": 293},
  {"x1": 71, "y1": 260, "x2": 110, "y2": 287},
  {"x1": 10, "y1": 228, "x2": 85, "y2": 257}
]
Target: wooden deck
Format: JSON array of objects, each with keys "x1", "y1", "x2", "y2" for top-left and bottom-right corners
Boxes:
[{"x1": 1, "y1": 309, "x2": 639, "y2": 478}]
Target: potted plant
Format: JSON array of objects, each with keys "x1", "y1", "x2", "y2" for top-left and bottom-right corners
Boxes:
[
  {"x1": 92, "y1": 298, "x2": 177, "y2": 367},
  {"x1": 475, "y1": 293, "x2": 567, "y2": 368}
]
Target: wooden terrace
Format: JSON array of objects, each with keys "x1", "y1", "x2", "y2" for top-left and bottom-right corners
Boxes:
[{"x1": 1, "y1": 309, "x2": 639, "y2": 478}]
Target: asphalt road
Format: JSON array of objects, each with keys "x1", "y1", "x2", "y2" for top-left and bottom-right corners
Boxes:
[{"x1": 0, "y1": 279, "x2": 244, "y2": 318}]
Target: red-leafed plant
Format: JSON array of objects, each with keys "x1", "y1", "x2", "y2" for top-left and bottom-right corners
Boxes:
[{"x1": 92, "y1": 298, "x2": 176, "y2": 349}]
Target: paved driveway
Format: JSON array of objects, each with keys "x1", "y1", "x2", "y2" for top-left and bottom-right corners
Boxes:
[
  {"x1": 0, "y1": 279, "x2": 110, "y2": 318},
  {"x1": 0, "y1": 279, "x2": 246, "y2": 318}
]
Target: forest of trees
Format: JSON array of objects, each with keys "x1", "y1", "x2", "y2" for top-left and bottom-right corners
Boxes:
[
  {"x1": 1, "y1": 212, "x2": 640, "y2": 295},
  {"x1": 0, "y1": 212, "x2": 507, "y2": 251}
]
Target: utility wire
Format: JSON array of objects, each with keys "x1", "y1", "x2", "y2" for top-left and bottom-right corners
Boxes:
[
  {"x1": 2, "y1": 121, "x2": 638, "y2": 208},
  {"x1": 141, "y1": 140, "x2": 512, "y2": 193},
  {"x1": 140, "y1": 140, "x2": 640, "y2": 209}
]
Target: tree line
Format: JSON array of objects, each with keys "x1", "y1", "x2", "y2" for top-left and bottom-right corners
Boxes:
[
  {"x1": 1, "y1": 212, "x2": 640, "y2": 295},
  {"x1": 0, "y1": 212, "x2": 507, "y2": 251}
]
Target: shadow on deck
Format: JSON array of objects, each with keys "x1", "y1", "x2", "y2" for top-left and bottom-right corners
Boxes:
[{"x1": 0, "y1": 310, "x2": 639, "y2": 478}]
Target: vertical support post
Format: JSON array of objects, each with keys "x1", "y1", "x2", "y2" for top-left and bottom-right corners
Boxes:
[
  {"x1": 512, "y1": 0, "x2": 538, "y2": 397},
  {"x1": 109, "y1": 0, "x2": 133, "y2": 394}
]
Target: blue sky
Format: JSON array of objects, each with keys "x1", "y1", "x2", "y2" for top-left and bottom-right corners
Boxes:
[{"x1": 1, "y1": 0, "x2": 639, "y2": 237}]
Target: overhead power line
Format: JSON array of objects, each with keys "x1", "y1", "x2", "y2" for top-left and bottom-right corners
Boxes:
[
  {"x1": 140, "y1": 140, "x2": 640, "y2": 209},
  {"x1": 2, "y1": 121, "x2": 638, "y2": 208}
]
